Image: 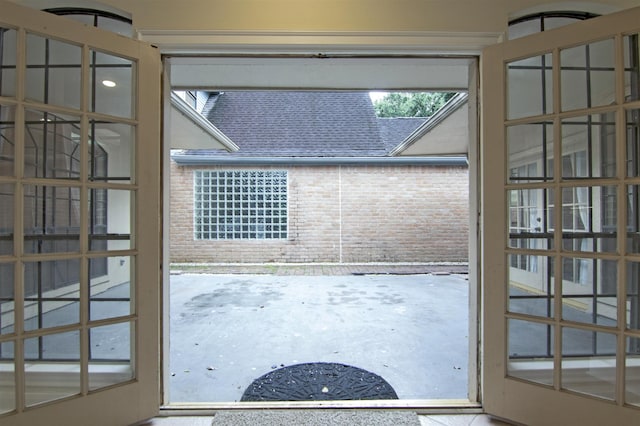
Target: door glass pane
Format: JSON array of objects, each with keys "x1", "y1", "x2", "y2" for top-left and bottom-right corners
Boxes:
[
  {"x1": 0, "y1": 104, "x2": 16, "y2": 176},
  {"x1": 24, "y1": 109, "x2": 81, "y2": 179},
  {"x1": 89, "y1": 121, "x2": 134, "y2": 182},
  {"x1": 627, "y1": 336, "x2": 640, "y2": 407},
  {"x1": 90, "y1": 50, "x2": 134, "y2": 119},
  {"x1": 508, "y1": 255, "x2": 554, "y2": 318},
  {"x1": 0, "y1": 183, "x2": 13, "y2": 255},
  {"x1": 561, "y1": 39, "x2": 616, "y2": 111},
  {"x1": 0, "y1": 341, "x2": 15, "y2": 414},
  {"x1": 24, "y1": 259, "x2": 80, "y2": 331},
  {"x1": 562, "y1": 257, "x2": 617, "y2": 326},
  {"x1": 89, "y1": 189, "x2": 132, "y2": 251},
  {"x1": 507, "y1": 19, "x2": 541, "y2": 40},
  {"x1": 25, "y1": 34, "x2": 81, "y2": 110},
  {"x1": 508, "y1": 188, "x2": 552, "y2": 250},
  {"x1": 562, "y1": 114, "x2": 616, "y2": 179},
  {"x1": 89, "y1": 321, "x2": 133, "y2": 390},
  {"x1": 23, "y1": 185, "x2": 81, "y2": 254},
  {"x1": 628, "y1": 109, "x2": 640, "y2": 177},
  {"x1": 561, "y1": 185, "x2": 616, "y2": 253},
  {"x1": 508, "y1": 123, "x2": 554, "y2": 182},
  {"x1": 627, "y1": 185, "x2": 640, "y2": 253},
  {"x1": 624, "y1": 34, "x2": 640, "y2": 102},
  {"x1": 508, "y1": 318, "x2": 554, "y2": 386},
  {"x1": 507, "y1": 54, "x2": 553, "y2": 119},
  {"x1": 626, "y1": 262, "x2": 640, "y2": 330},
  {"x1": 24, "y1": 331, "x2": 80, "y2": 406},
  {"x1": 0, "y1": 262, "x2": 14, "y2": 334},
  {"x1": 0, "y1": 28, "x2": 16, "y2": 98},
  {"x1": 562, "y1": 328, "x2": 616, "y2": 400},
  {"x1": 89, "y1": 256, "x2": 132, "y2": 321}
]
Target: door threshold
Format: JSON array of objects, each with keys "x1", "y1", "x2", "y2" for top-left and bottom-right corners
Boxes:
[{"x1": 160, "y1": 399, "x2": 483, "y2": 415}]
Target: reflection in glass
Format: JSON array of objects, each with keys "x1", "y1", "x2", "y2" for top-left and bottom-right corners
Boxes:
[
  {"x1": 0, "y1": 341, "x2": 14, "y2": 414},
  {"x1": 624, "y1": 34, "x2": 640, "y2": 102},
  {"x1": 561, "y1": 114, "x2": 616, "y2": 179},
  {"x1": 23, "y1": 259, "x2": 80, "y2": 331},
  {"x1": 0, "y1": 28, "x2": 17, "y2": 97},
  {"x1": 0, "y1": 263, "x2": 14, "y2": 334},
  {"x1": 24, "y1": 331, "x2": 80, "y2": 406},
  {"x1": 0, "y1": 104, "x2": 16, "y2": 176},
  {"x1": 627, "y1": 262, "x2": 640, "y2": 331},
  {"x1": 89, "y1": 322, "x2": 133, "y2": 390},
  {"x1": 0, "y1": 184, "x2": 13, "y2": 255},
  {"x1": 509, "y1": 255, "x2": 554, "y2": 318},
  {"x1": 628, "y1": 185, "x2": 640, "y2": 253},
  {"x1": 89, "y1": 256, "x2": 132, "y2": 321},
  {"x1": 628, "y1": 109, "x2": 640, "y2": 177},
  {"x1": 24, "y1": 109, "x2": 81, "y2": 179},
  {"x1": 89, "y1": 189, "x2": 132, "y2": 251},
  {"x1": 561, "y1": 39, "x2": 615, "y2": 111},
  {"x1": 89, "y1": 121, "x2": 134, "y2": 182},
  {"x1": 507, "y1": 123, "x2": 554, "y2": 182},
  {"x1": 507, "y1": 54, "x2": 553, "y2": 119},
  {"x1": 561, "y1": 186, "x2": 616, "y2": 253},
  {"x1": 23, "y1": 185, "x2": 80, "y2": 254},
  {"x1": 562, "y1": 328, "x2": 616, "y2": 400},
  {"x1": 508, "y1": 318, "x2": 554, "y2": 386},
  {"x1": 627, "y1": 336, "x2": 640, "y2": 407},
  {"x1": 561, "y1": 257, "x2": 617, "y2": 326},
  {"x1": 25, "y1": 34, "x2": 81, "y2": 109},
  {"x1": 90, "y1": 50, "x2": 134, "y2": 119},
  {"x1": 508, "y1": 188, "x2": 552, "y2": 250}
]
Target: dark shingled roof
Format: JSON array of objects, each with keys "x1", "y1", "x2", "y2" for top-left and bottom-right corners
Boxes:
[
  {"x1": 377, "y1": 117, "x2": 427, "y2": 152},
  {"x1": 183, "y1": 91, "x2": 420, "y2": 158}
]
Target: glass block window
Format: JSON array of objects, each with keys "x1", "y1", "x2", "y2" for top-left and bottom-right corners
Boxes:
[{"x1": 194, "y1": 170, "x2": 288, "y2": 240}]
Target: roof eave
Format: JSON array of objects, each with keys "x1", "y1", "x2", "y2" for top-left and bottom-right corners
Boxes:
[
  {"x1": 171, "y1": 155, "x2": 468, "y2": 166},
  {"x1": 170, "y1": 92, "x2": 240, "y2": 152},
  {"x1": 388, "y1": 92, "x2": 469, "y2": 156}
]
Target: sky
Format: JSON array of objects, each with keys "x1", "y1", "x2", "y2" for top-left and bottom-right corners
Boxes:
[{"x1": 369, "y1": 91, "x2": 388, "y2": 102}]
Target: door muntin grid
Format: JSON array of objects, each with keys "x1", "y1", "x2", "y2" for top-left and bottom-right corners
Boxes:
[
  {"x1": 505, "y1": 32, "x2": 640, "y2": 406},
  {"x1": 0, "y1": 23, "x2": 139, "y2": 414}
]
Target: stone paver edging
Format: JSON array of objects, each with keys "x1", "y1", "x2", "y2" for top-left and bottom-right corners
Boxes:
[{"x1": 170, "y1": 263, "x2": 468, "y2": 276}]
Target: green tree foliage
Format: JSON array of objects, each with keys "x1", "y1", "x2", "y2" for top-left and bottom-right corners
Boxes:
[{"x1": 373, "y1": 92, "x2": 456, "y2": 118}]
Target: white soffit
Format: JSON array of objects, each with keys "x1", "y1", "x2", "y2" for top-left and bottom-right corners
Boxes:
[
  {"x1": 391, "y1": 93, "x2": 469, "y2": 156},
  {"x1": 170, "y1": 93, "x2": 238, "y2": 150},
  {"x1": 168, "y1": 57, "x2": 473, "y2": 90},
  {"x1": 397, "y1": 104, "x2": 469, "y2": 156}
]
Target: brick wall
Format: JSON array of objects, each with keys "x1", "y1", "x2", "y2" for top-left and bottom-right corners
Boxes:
[{"x1": 169, "y1": 161, "x2": 469, "y2": 263}]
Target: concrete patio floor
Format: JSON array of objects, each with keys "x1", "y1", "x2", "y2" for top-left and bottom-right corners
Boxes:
[{"x1": 168, "y1": 267, "x2": 470, "y2": 403}]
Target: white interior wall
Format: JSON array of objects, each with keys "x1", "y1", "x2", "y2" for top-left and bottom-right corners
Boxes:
[{"x1": 13, "y1": 0, "x2": 637, "y2": 35}]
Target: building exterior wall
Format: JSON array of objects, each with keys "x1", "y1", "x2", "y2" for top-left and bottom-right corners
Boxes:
[{"x1": 170, "y1": 161, "x2": 469, "y2": 263}]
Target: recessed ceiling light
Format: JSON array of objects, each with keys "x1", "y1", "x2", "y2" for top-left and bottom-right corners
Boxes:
[{"x1": 102, "y1": 80, "x2": 116, "y2": 88}]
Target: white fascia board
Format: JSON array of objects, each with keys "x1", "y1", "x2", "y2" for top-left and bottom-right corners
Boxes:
[
  {"x1": 171, "y1": 155, "x2": 468, "y2": 167},
  {"x1": 389, "y1": 92, "x2": 469, "y2": 156},
  {"x1": 170, "y1": 92, "x2": 239, "y2": 151}
]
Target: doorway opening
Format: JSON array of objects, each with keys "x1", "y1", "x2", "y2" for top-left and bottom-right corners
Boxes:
[
  {"x1": 166, "y1": 89, "x2": 474, "y2": 405},
  {"x1": 163, "y1": 57, "x2": 478, "y2": 407}
]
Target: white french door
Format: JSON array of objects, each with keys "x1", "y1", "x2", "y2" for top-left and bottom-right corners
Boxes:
[
  {"x1": 0, "y1": 2, "x2": 161, "y2": 425},
  {"x1": 483, "y1": 6, "x2": 640, "y2": 425}
]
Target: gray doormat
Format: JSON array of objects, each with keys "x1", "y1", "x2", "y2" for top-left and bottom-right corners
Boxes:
[{"x1": 211, "y1": 410, "x2": 421, "y2": 425}]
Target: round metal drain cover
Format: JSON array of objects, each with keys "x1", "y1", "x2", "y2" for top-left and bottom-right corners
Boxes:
[{"x1": 240, "y1": 362, "x2": 398, "y2": 401}]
